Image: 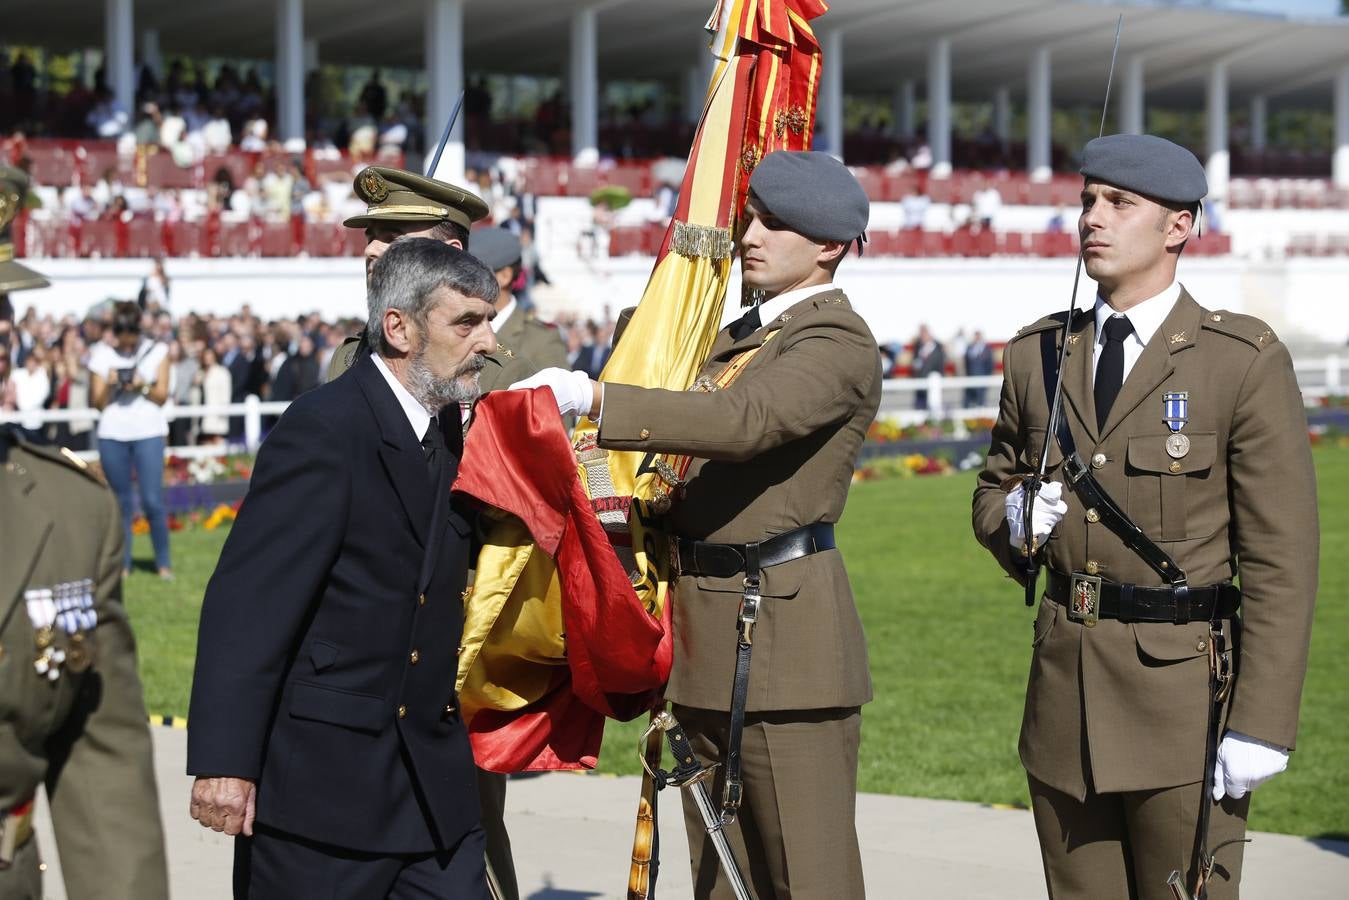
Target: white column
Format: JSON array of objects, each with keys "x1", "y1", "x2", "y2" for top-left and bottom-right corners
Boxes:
[
  {"x1": 274, "y1": 0, "x2": 305, "y2": 146},
  {"x1": 1250, "y1": 94, "x2": 1267, "y2": 152},
  {"x1": 819, "y1": 29, "x2": 844, "y2": 160},
  {"x1": 1121, "y1": 56, "x2": 1144, "y2": 135},
  {"x1": 104, "y1": 0, "x2": 134, "y2": 115},
  {"x1": 1206, "y1": 60, "x2": 1230, "y2": 202},
  {"x1": 140, "y1": 29, "x2": 162, "y2": 82},
  {"x1": 424, "y1": 0, "x2": 465, "y2": 182},
  {"x1": 570, "y1": 5, "x2": 599, "y2": 165},
  {"x1": 993, "y1": 86, "x2": 1011, "y2": 148},
  {"x1": 304, "y1": 39, "x2": 319, "y2": 74},
  {"x1": 893, "y1": 79, "x2": 915, "y2": 139},
  {"x1": 1334, "y1": 65, "x2": 1349, "y2": 190},
  {"x1": 927, "y1": 38, "x2": 952, "y2": 178},
  {"x1": 1027, "y1": 46, "x2": 1052, "y2": 182}
]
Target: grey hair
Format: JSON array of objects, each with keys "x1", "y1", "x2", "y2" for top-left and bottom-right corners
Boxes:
[{"x1": 365, "y1": 236, "x2": 499, "y2": 355}]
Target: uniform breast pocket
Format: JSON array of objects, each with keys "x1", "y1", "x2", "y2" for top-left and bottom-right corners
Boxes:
[{"x1": 1126, "y1": 433, "x2": 1222, "y2": 541}]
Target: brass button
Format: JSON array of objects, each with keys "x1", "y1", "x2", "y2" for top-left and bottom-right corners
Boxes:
[
  {"x1": 461, "y1": 588, "x2": 470, "y2": 602},
  {"x1": 1197, "y1": 639, "x2": 1208, "y2": 652},
  {"x1": 457, "y1": 645, "x2": 465, "y2": 656},
  {"x1": 1091, "y1": 452, "x2": 1107, "y2": 469},
  {"x1": 418, "y1": 592, "x2": 426, "y2": 606},
  {"x1": 444, "y1": 703, "x2": 456, "y2": 716},
  {"x1": 1029, "y1": 453, "x2": 1040, "y2": 466},
  {"x1": 639, "y1": 428, "x2": 651, "y2": 440},
  {"x1": 409, "y1": 649, "x2": 420, "y2": 665},
  {"x1": 1169, "y1": 460, "x2": 1182, "y2": 474},
  {"x1": 397, "y1": 705, "x2": 408, "y2": 719},
  {"x1": 1085, "y1": 508, "x2": 1101, "y2": 524},
  {"x1": 1211, "y1": 313, "x2": 1222, "y2": 322},
  {"x1": 1085, "y1": 560, "x2": 1100, "y2": 575}
]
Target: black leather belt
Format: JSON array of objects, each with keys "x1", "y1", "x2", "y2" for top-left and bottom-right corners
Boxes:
[
  {"x1": 674, "y1": 522, "x2": 835, "y2": 579},
  {"x1": 1046, "y1": 569, "x2": 1240, "y2": 624}
]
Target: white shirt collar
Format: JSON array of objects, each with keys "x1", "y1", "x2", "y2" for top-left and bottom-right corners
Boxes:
[
  {"x1": 494, "y1": 296, "x2": 517, "y2": 331},
  {"x1": 752, "y1": 281, "x2": 836, "y2": 330},
  {"x1": 372, "y1": 354, "x2": 433, "y2": 441},
  {"x1": 1094, "y1": 280, "x2": 1181, "y2": 347}
]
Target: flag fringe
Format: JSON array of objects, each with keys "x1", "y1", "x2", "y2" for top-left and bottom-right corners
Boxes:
[{"x1": 671, "y1": 221, "x2": 735, "y2": 260}]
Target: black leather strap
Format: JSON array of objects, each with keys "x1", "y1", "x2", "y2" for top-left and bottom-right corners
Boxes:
[
  {"x1": 1038, "y1": 329, "x2": 1190, "y2": 593},
  {"x1": 675, "y1": 523, "x2": 835, "y2": 579},
  {"x1": 722, "y1": 542, "x2": 761, "y2": 824},
  {"x1": 1045, "y1": 570, "x2": 1240, "y2": 623}
]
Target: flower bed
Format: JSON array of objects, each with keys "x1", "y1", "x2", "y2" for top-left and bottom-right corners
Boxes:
[{"x1": 132, "y1": 501, "x2": 239, "y2": 535}]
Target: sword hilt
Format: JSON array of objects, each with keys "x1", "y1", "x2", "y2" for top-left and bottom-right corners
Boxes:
[{"x1": 638, "y1": 710, "x2": 717, "y2": 790}]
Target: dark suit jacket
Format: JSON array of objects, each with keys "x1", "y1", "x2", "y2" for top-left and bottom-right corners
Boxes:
[{"x1": 187, "y1": 353, "x2": 479, "y2": 853}]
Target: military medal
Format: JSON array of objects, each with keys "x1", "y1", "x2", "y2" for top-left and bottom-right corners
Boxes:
[{"x1": 1163, "y1": 391, "x2": 1190, "y2": 459}]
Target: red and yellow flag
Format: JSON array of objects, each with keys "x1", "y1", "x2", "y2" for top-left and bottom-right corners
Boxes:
[{"x1": 454, "y1": 0, "x2": 829, "y2": 773}]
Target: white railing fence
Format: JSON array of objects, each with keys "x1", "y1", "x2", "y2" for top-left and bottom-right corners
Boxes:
[{"x1": 2, "y1": 356, "x2": 1343, "y2": 459}]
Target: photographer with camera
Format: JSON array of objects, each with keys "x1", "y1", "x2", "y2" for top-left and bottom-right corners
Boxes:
[{"x1": 90, "y1": 301, "x2": 174, "y2": 580}]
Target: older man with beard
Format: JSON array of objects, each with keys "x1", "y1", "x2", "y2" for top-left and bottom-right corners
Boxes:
[{"x1": 187, "y1": 237, "x2": 498, "y2": 899}]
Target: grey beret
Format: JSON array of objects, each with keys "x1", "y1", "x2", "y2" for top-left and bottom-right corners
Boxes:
[
  {"x1": 747, "y1": 151, "x2": 869, "y2": 242},
  {"x1": 1080, "y1": 134, "x2": 1207, "y2": 204},
  {"x1": 469, "y1": 227, "x2": 522, "y2": 272}
]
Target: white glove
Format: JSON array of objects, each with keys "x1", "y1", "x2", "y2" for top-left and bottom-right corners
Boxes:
[
  {"x1": 508, "y1": 368, "x2": 594, "y2": 416},
  {"x1": 1212, "y1": 731, "x2": 1289, "y2": 801},
  {"x1": 1005, "y1": 480, "x2": 1068, "y2": 550}
]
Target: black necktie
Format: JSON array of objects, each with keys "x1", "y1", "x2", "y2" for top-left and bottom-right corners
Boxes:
[
  {"x1": 729, "y1": 305, "x2": 762, "y2": 340},
  {"x1": 1094, "y1": 315, "x2": 1135, "y2": 430},
  {"x1": 421, "y1": 416, "x2": 446, "y2": 485}
]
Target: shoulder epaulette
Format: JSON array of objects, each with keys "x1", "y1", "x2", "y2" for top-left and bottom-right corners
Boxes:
[
  {"x1": 1199, "y1": 310, "x2": 1278, "y2": 351},
  {"x1": 19, "y1": 441, "x2": 108, "y2": 487},
  {"x1": 1008, "y1": 310, "x2": 1076, "y2": 345}
]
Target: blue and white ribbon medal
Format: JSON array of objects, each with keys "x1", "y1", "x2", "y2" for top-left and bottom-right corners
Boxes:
[{"x1": 1163, "y1": 391, "x2": 1190, "y2": 459}]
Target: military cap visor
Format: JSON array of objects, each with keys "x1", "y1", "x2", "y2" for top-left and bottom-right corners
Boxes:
[
  {"x1": 0, "y1": 165, "x2": 48, "y2": 293},
  {"x1": 343, "y1": 166, "x2": 489, "y2": 232},
  {"x1": 746, "y1": 150, "x2": 869, "y2": 243},
  {"x1": 1080, "y1": 134, "x2": 1208, "y2": 205},
  {"x1": 0, "y1": 256, "x2": 51, "y2": 293}
]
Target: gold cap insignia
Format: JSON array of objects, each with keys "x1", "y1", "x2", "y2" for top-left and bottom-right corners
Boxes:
[{"x1": 359, "y1": 169, "x2": 389, "y2": 204}]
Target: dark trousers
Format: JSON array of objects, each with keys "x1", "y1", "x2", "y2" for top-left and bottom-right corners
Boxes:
[
  {"x1": 1028, "y1": 774, "x2": 1250, "y2": 900},
  {"x1": 233, "y1": 823, "x2": 490, "y2": 900},
  {"x1": 672, "y1": 704, "x2": 866, "y2": 900}
]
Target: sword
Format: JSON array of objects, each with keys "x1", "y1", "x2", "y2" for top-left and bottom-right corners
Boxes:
[
  {"x1": 638, "y1": 711, "x2": 753, "y2": 900},
  {"x1": 425, "y1": 88, "x2": 467, "y2": 180},
  {"x1": 1020, "y1": 14, "x2": 1123, "y2": 607}
]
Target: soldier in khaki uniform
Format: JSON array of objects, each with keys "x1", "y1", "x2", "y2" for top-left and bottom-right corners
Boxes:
[
  {"x1": 326, "y1": 165, "x2": 524, "y2": 900},
  {"x1": 515, "y1": 151, "x2": 881, "y2": 899},
  {"x1": 468, "y1": 227, "x2": 569, "y2": 392},
  {"x1": 326, "y1": 166, "x2": 533, "y2": 395},
  {"x1": 0, "y1": 190, "x2": 168, "y2": 899},
  {"x1": 972, "y1": 135, "x2": 1318, "y2": 899}
]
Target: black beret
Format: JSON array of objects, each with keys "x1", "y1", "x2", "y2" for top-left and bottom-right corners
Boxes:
[
  {"x1": 470, "y1": 227, "x2": 522, "y2": 272},
  {"x1": 747, "y1": 151, "x2": 869, "y2": 242},
  {"x1": 1080, "y1": 134, "x2": 1208, "y2": 204}
]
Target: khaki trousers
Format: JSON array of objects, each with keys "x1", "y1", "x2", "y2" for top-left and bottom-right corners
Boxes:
[
  {"x1": 672, "y1": 704, "x2": 865, "y2": 900},
  {"x1": 477, "y1": 768, "x2": 518, "y2": 900},
  {"x1": 1028, "y1": 774, "x2": 1250, "y2": 900}
]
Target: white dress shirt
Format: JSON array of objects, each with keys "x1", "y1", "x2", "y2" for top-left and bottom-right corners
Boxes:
[
  {"x1": 1092, "y1": 281, "x2": 1182, "y2": 383},
  {"x1": 372, "y1": 354, "x2": 433, "y2": 441},
  {"x1": 745, "y1": 280, "x2": 837, "y2": 331},
  {"x1": 494, "y1": 297, "x2": 517, "y2": 332}
]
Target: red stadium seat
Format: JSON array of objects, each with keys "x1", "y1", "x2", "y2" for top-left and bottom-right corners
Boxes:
[
  {"x1": 76, "y1": 220, "x2": 120, "y2": 258},
  {"x1": 145, "y1": 153, "x2": 199, "y2": 190},
  {"x1": 302, "y1": 222, "x2": 343, "y2": 257},
  {"x1": 164, "y1": 221, "x2": 206, "y2": 257},
  {"x1": 215, "y1": 221, "x2": 255, "y2": 257},
  {"x1": 258, "y1": 222, "x2": 294, "y2": 257},
  {"x1": 124, "y1": 217, "x2": 163, "y2": 257},
  {"x1": 26, "y1": 143, "x2": 78, "y2": 187}
]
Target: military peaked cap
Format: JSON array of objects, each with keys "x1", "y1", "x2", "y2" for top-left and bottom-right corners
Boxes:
[
  {"x1": 1080, "y1": 134, "x2": 1208, "y2": 204},
  {"x1": 343, "y1": 165, "x2": 489, "y2": 232},
  {"x1": 747, "y1": 151, "x2": 869, "y2": 243}
]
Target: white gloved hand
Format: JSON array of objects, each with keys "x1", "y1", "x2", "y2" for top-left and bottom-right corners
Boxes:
[
  {"x1": 1212, "y1": 731, "x2": 1289, "y2": 801},
  {"x1": 1005, "y1": 480, "x2": 1068, "y2": 550},
  {"x1": 508, "y1": 368, "x2": 595, "y2": 416}
]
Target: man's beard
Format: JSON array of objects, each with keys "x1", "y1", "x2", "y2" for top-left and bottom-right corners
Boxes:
[{"x1": 406, "y1": 343, "x2": 486, "y2": 411}]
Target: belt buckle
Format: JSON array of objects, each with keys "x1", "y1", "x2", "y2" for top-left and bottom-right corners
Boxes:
[{"x1": 1067, "y1": 572, "x2": 1102, "y2": 627}]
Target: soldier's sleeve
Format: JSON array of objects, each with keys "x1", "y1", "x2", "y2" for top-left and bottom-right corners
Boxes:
[
  {"x1": 44, "y1": 487, "x2": 169, "y2": 900},
  {"x1": 972, "y1": 349, "x2": 1029, "y2": 584},
  {"x1": 187, "y1": 407, "x2": 349, "y2": 779},
  {"x1": 597, "y1": 308, "x2": 878, "y2": 462},
  {"x1": 1223, "y1": 335, "x2": 1318, "y2": 750}
]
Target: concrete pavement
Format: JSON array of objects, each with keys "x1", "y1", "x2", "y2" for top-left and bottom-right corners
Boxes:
[{"x1": 32, "y1": 726, "x2": 1349, "y2": 899}]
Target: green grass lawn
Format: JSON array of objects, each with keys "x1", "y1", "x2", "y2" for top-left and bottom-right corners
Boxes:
[{"x1": 124, "y1": 448, "x2": 1349, "y2": 838}]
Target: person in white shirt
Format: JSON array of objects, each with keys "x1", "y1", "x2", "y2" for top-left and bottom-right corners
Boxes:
[
  {"x1": 89, "y1": 302, "x2": 173, "y2": 579},
  {"x1": 10, "y1": 345, "x2": 51, "y2": 441}
]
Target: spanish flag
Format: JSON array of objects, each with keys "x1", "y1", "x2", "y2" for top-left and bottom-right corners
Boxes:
[{"x1": 454, "y1": 0, "x2": 829, "y2": 773}]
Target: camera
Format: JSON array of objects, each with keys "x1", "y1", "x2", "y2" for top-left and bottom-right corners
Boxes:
[{"x1": 116, "y1": 367, "x2": 137, "y2": 391}]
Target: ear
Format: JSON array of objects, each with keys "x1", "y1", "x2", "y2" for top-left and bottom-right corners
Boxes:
[
  {"x1": 382, "y1": 307, "x2": 415, "y2": 355},
  {"x1": 1164, "y1": 208, "x2": 1194, "y2": 251},
  {"x1": 817, "y1": 239, "x2": 847, "y2": 268}
]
